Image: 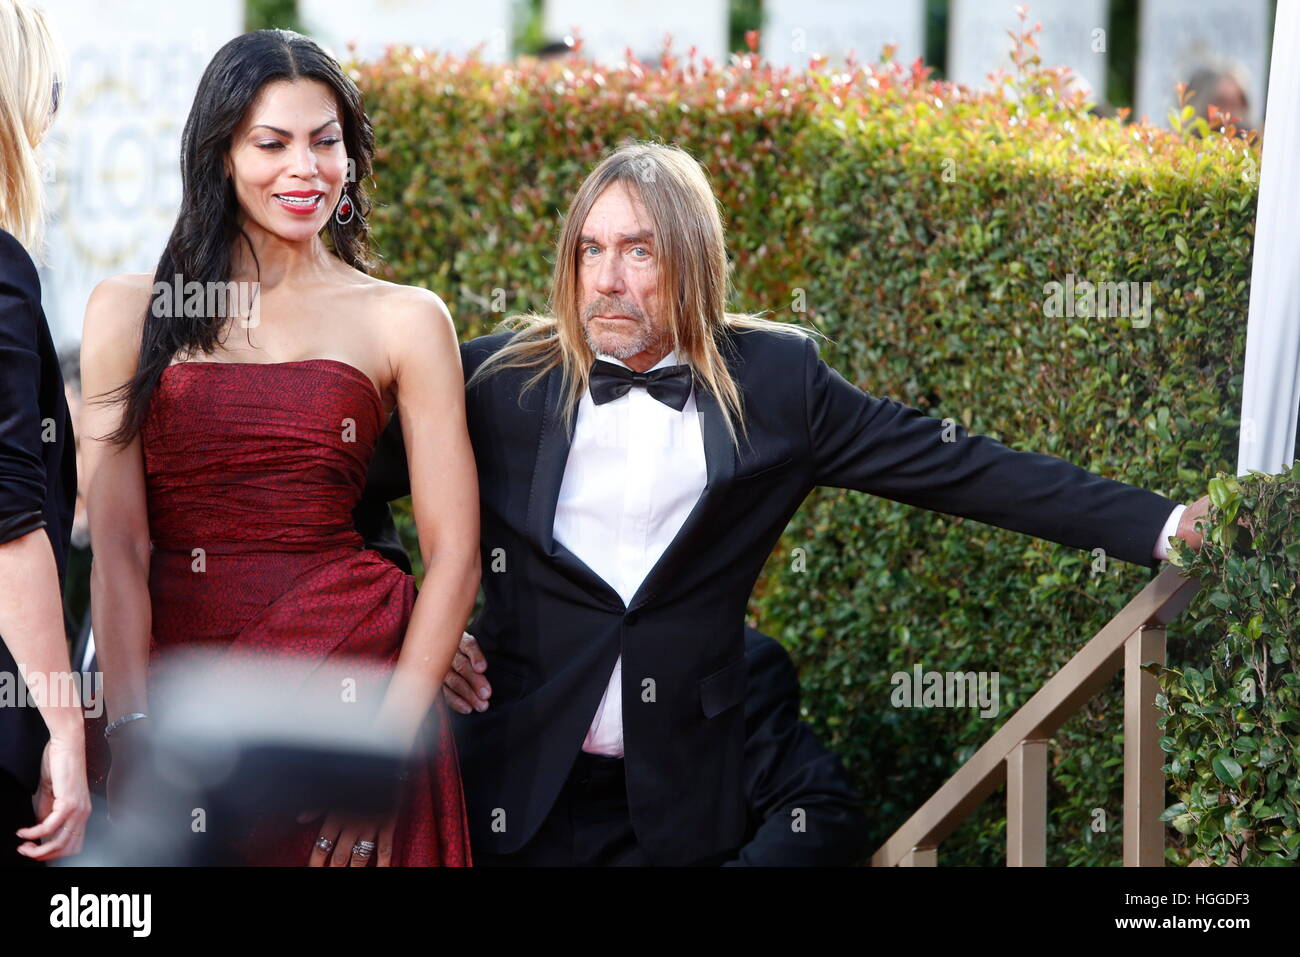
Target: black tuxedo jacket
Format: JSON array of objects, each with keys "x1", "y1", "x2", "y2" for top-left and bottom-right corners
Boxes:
[
  {"x1": 0, "y1": 228, "x2": 78, "y2": 794},
  {"x1": 357, "y1": 327, "x2": 1177, "y2": 865}
]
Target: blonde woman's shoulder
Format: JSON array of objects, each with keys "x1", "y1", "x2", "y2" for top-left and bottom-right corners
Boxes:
[{"x1": 0, "y1": 227, "x2": 39, "y2": 286}]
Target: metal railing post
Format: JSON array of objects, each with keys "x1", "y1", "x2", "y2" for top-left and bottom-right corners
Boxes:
[
  {"x1": 900, "y1": 846, "x2": 937, "y2": 866},
  {"x1": 1007, "y1": 739, "x2": 1048, "y2": 866},
  {"x1": 1124, "y1": 624, "x2": 1168, "y2": 867}
]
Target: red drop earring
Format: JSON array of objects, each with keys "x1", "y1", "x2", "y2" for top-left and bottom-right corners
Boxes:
[{"x1": 335, "y1": 191, "x2": 354, "y2": 225}]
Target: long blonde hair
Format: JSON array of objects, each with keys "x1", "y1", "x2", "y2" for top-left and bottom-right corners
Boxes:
[
  {"x1": 0, "y1": 0, "x2": 64, "y2": 255},
  {"x1": 468, "y1": 141, "x2": 813, "y2": 444}
]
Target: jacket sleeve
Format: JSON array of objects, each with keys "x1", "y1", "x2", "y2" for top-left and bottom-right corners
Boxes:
[
  {"x1": 723, "y1": 629, "x2": 871, "y2": 866},
  {"x1": 0, "y1": 266, "x2": 48, "y2": 546},
  {"x1": 802, "y1": 336, "x2": 1178, "y2": 569},
  {"x1": 362, "y1": 337, "x2": 503, "y2": 505},
  {"x1": 363, "y1": 409, "x2": 411, "y2": 504}
]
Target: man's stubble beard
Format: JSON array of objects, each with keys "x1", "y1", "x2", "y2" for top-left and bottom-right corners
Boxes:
[
  {"x1": 580, "y1": 299, "x2": 666, "y2": 360},
  {"x1": 583, "y1": 321, "x2": 665, "y2": 360}
]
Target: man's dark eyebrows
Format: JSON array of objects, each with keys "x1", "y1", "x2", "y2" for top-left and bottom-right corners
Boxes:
[{"x1": 248, "y1": 119, "x2": 341, "y2": 137}]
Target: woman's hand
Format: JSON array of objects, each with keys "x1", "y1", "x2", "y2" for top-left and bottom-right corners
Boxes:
[
  {"x1": 305, "y1": 808, "x2": 397, "y2": 867},
  {"x1": 300, "y1": 706, "x2": 417, "y2": 867},
  {"x1": 16, "y1": 730, "x2": 92, "y2": 861},
  {"x1": 104, "y1": 717, "x2": 151, "y2": 825}
]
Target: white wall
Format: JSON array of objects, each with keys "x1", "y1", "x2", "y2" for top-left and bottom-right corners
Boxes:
[
  {"x1": 300, "y1": 0, "x2": 513, "y2": 64},
  {"x1": 543, "y1": 0, "x2": 728, "y2": 64},
  {"x1": 761, "y1": 0, "x2": 925, "y2": 69}
]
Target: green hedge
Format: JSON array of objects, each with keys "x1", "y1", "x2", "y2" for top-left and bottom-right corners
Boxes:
[
  {"x1": 1162, "y1": 467, "x2": 1300, "y2": 865},
  {"x1": 352, "y1": 32, "x2": 1263, "y2": 865}
]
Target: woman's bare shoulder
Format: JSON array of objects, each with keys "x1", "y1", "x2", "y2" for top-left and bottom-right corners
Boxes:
[
  {"x1": 343, "y1": 269, "x2": 449, "y2": 312},
  {"x1": 342, "y1": 270, "x2": 455, "y2": 346},
  {"x1": 84, "y1": 272, "x2": 154, "y2": 330},
  {"x1": 81, "y1": 272, "x2": 154, "y2": 377},
  {"x1": 384, "y1": 284, "x2": 455, "y2": 357}
]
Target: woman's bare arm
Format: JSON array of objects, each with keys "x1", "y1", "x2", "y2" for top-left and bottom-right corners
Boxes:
[
  {"x1": 0, "y1": 254, "x2": 84, "y2": 739},
  {"x1": 0, "y1": 530, "x2": 82, "y2": 730},
  {"x1": 373, "y1": 289, "x2": 480, "y2": 750},
  {"x1": 79, "y1": 274, "x2": 155, "y2": 728}
]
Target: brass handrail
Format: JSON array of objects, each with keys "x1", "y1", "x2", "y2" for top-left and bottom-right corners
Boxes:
[{"x1": 872, "y1": 564, "x2": 1201, "y2": 866}]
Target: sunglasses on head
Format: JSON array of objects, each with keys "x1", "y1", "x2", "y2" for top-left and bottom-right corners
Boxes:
[{"x1": 50, "y1": 78, "x2": 62, "y2": 117}]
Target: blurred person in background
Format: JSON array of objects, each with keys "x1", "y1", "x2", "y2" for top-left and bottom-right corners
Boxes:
[
  {"x1": 1186, "y1": 60, "x2": 1254, "y2": 132},
  {"x1": 59, "y1": 345, "x2": 109, "y2": 853},
  {"x1": 58, "y1": 346, "x2": 92, "y2": 649},
  {"x1": 0, "y1": 0, "x2": 92, "y2": 866}
]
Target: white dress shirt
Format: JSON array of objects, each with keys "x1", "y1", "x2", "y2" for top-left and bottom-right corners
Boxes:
[
  {"x1": 552, "y1": 349, "x2": 706, "y2": 757},
  {"x1": 551, "y1": 348, "x2": 1186, "y2": 756},
  {"x1": 1153, "y1": 504, "x2": 1187, "y2": 561}
]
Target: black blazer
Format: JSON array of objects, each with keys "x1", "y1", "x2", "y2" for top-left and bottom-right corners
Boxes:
[
  {"x1": 350, "y1": 411, "x2": 411, "y2": 575},
  {"x1": 0, "y1": 228, "x2": 77, "y2": 794},
  {"x1": 357, "y1": 327, "x2": 1177, "y2": 865},
  {"x1": 728, "y1": 627, "x2": 870, "y2": 866}
]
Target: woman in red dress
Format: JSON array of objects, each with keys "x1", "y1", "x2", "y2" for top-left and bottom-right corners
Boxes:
[{"x1": 78, "y1": 30, "x2": 479, "y2": 866}]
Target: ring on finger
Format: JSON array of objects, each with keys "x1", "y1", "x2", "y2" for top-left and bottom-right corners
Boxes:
[
  {"x1": 352, "y1": 840, "x2": 376, "y2": 860},
  {"x1": 315, "y1": 836, "x2": 335, "y2": 853}
]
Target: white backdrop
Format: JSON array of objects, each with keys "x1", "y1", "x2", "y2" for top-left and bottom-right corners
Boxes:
[
  {"x1": 544, "y1": 0, "x2": 728, "y2": 64},
  {"x1": 1238, "y1": 0, "x2": 1300, "y2": 476},
  {"x1": 949, "y1": 0, "x2": 1109, "y2": 98},
  {"x1": 300, "y1": 0, "x2": 513, "y2": 64},
  {"x1": 760, "y1": 0, "x2": 925, "y2": 69}
]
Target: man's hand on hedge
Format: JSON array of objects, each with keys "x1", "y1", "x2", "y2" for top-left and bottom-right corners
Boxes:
[{"x1": 1176, "y1": 494, "x2": 1212, "y2": 549}]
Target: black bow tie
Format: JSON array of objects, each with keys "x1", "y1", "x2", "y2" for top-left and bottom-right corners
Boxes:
[{"x1": 588, "y1": 359, "x2": 693, "y2": 411}]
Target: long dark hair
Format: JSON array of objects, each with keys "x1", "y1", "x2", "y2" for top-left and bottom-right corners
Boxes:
[{"x1": 100, "y1": 29, "x2": 375, "y2": 447}]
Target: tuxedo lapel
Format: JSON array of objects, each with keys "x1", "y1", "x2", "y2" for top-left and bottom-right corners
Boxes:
[
  {"x1": 697, "y1": 381, "x2": 739, "y2": 490},
  {"x1": 628, "y1": 380, "x2": 737, "y2": 611},
  {"x1": 525, "y1": 365, "x2": 623, "y2": 605},
  {"x1": 525, "y1": 366, "x2": 573, "y2": 551}
]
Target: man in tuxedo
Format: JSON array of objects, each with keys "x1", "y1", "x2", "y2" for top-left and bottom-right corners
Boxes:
[
  {"x1": 361, "y1": 484, "x2": 872, "y2": 866},
  {"x1": 433, "y1": 624, "x2": 873, "y2": 866},
  {"x1": 357, "y1": 142, "x2": 1209, "y2": 866}
]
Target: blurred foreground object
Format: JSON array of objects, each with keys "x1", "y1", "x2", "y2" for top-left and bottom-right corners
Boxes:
[{"x1": 73, "y1": 649, "x2": 408, "y2": 866}]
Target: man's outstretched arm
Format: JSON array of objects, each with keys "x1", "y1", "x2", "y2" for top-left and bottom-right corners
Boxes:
[{"x1": 801, "y1": 337, "x2": 1204, "y2": 568}]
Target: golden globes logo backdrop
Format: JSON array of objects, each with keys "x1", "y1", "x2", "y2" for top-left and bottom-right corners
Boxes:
[{"x1": 36, "y1": 0, "x2": 244, "y2": 346}]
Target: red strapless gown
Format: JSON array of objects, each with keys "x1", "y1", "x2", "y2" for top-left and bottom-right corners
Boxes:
[{"x1": 95, "y1": 358, "x2": 472, "y2": 866}]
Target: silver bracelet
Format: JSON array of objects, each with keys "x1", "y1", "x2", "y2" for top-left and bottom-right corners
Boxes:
[{"x1": 104, "y1": 712, "x2": 149, "y2": 739}]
